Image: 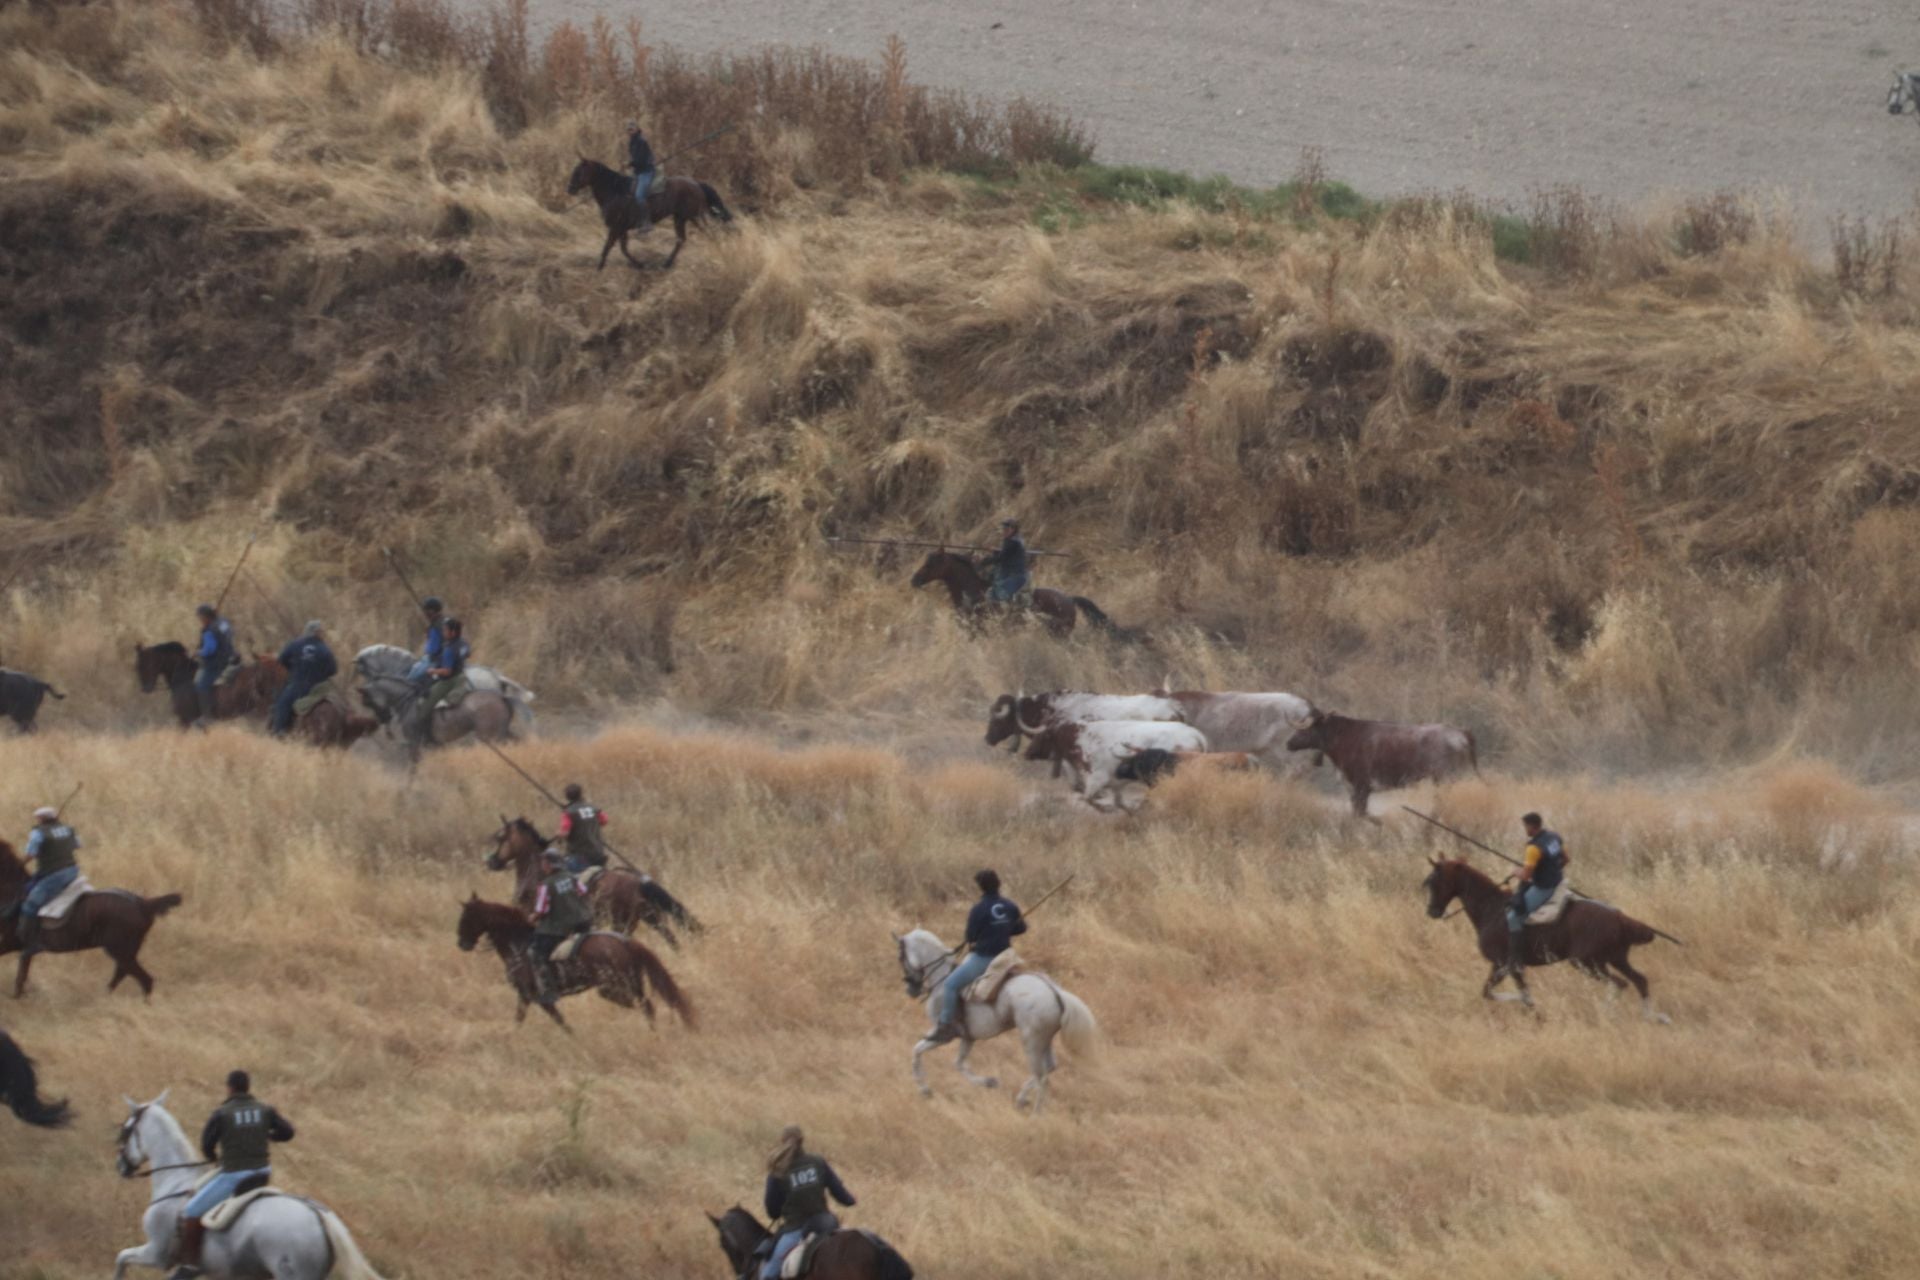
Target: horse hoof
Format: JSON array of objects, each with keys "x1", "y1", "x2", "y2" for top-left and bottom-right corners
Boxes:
[{"x1": 983, "y1": 1077, "x2": 999, "y2": 1089}]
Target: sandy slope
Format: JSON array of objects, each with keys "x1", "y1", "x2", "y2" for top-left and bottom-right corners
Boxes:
[{"x1": 515, "y1": 0, "x2": 1920, "y2": 222}]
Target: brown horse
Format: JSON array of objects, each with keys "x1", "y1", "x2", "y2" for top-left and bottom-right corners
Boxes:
[
  {"x1": 485, "y1": 817, "x2": 701, "y2": 947},
  {"x1": 708, "y1": 1207, "x2": 914, "y2": 1280},
  {"x1": 300, "y1": 697, "x2": 383, "y2": 750},
  {"x1": 1422, "y1": 857, "x2": 1673, "y2": 1022},
  {"x1": 0, "y1": 842, "x2": 182, "y2": 999},
  {"x1": 455, "y1": 896, "x2": 695, "y2": 1030},
  {"x1": 133, "y1": 642, "x2": 286, "y2": 729},
  {"x1": 909, "y1": 551, "x2": 1140, "y2": 642},
  {"x1": 566, "y1": 156, "x2": 735, "y2": 270}
]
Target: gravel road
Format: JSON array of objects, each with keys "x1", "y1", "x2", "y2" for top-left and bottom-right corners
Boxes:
[{"x1": 513, "y1": 0, "x2": 1918, "y2": 224}]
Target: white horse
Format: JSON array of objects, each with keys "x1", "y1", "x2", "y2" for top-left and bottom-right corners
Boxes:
[
  {"x1": 114, "y1": 1093, "x2": 386, "y2": 1280},
  {"x1": 352, "y1": 643, "x2": 536, "y2": 747},
  {"x1": 893, "y1": 928, "x2": 1097, "y2": 1113}
]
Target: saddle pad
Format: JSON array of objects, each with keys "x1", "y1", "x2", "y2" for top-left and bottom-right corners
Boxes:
[
  {"x1": 1527, "y1": 881, "x2": 1573, "y2": 925},
  {"x1": 781, "y1": 1233, "x2": 823, "y2": 1280},
  {"x1": 965, "y1": 949, "x2": 1023, "y2": 1004},
  {"x1": 438, "y1": 675, "x2": 476, "y2": 708},
  {"x1": 39, "y1": 873, "x2": 93, "y2": 920},
  {"x1": 551, "y1": 932, "x2": 590, "y2": 962},
  {"x1": 204, "y1": 1187, "x2": 281, "y2": 1232},
  {"x1": 578, "y1": 866, "x2": 605, "y2": 890},
  {"x1": 293, "y1": 678, "x2": 350, "y2": 717}
]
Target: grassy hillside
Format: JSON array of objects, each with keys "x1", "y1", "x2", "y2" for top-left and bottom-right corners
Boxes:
[
  {"x1": 5, "y1": 729, "x2": 1919, "y2": 1280},
  {"x1": 5, "y1": 2, "x2": 1920, "y2": 773}
]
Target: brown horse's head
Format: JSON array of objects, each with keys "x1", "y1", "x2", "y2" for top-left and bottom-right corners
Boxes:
[
  {"x1": 566, "y1": 156, "x2": 598, "y2": 197},
  {"x1": 708, "y1": 1206, "x2": 769, "y2": 1277},
  {"x1": 484, "y1": 817, "x2": 544, "y2": 873},
  {"x1": 457, "y1": 894, "x2": 527, "y2": 952},
  {"x1": 133, "y1": 641, "x2": 191, "y2": 693},
  {"x1": 1422, "y1": 857, "x2": 1482, "y2": 919}
]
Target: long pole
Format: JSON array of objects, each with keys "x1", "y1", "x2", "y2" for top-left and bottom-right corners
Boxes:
[
  {"x1": 54, "y1": 782, "x2": 83, "y2": 819},
  {"x1": 656, "y1": 122, "x2": 736, "y2": 167},
  {"x1": 241, "y1": 569, "x2": 300, "y2": 638},
  {"x1": 475, "y1": 737, "x2": 653, "y2": 880},
  {"x1": 381, "y1": 548, "x2": 429, "y2": 615},
  {"x1": 939, "y1": 872, "x2": 1075, "y2": 960},
  {"x1": 1401, "y1": 806, "x2": 1685, "y2": 946},
  {"x1": 826, "y1": 536, "x2": 1071, "y2": 558},
  {"x1": 211, "y1": 534, "x2": 258, "y2": 616}
]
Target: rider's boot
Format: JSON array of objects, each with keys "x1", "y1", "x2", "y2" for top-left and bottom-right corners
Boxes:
[
  {"x1": 1505, "y1": 927, "x2": 1527, "y2": 977},
  {"x1": 196, "y1": 685, "x2": 216, "y2": 727},
  {"x1": 923, "y1": 1014, "x2": 965, "y2": 1046},
  {"x1": 533, "y1": 960, "x2": 558, "y2": 1007},
  {"x1": 166, "y1": 1217, "x2": 206, "y2": 1280}
]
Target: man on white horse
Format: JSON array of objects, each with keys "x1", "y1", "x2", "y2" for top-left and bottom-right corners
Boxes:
[
  {"x1": 927, "y1": 869, "x2": 1025, "y2": 1045},
  {"x1": 169, "y1": 1070, "x2": 295, "y2": 1280}
]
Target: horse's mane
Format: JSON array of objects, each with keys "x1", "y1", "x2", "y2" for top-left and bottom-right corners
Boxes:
[
  {"x1": 512, "y1": 817, "x2": 548, "y2": 846},
  {"x1": 1441, "y1": 859, "x2": 1502, "y2": 894},
  {"x1": 0, "y1": 840, "x2": 22, "y2": 882},
  {"x1": 140, "y1": 1101, "x2": 193, "y2": 1155},
  {"x1": 146, "y1": 641, "x2": 189, "y2": 658},
  {"x1": 463, "y1": 898, "x2": 532, "y2": 934}
]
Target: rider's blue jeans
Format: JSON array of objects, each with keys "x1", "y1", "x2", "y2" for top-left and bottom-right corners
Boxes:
[
  {"x1": 940, "y1": 952, "x2": 992, "y2": 1025},
  {"x1": 185, "y1": 1167, "x2": 270, "y2": 1218},
  {"x1": 1506, "y1": 883, "x2": 1556, "y2": 933}
]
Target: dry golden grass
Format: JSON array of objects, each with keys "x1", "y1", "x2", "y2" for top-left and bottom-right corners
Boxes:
[{"x1": 4, "y1": 727, "x2": 1919, "y2": 1279}]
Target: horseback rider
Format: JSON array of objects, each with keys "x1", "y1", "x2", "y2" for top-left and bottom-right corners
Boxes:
[
  {"x1": 268, "y1": 621, "x2": 337, "y2": 738},
  {"x1": 414, "y1": 617, "x2": 470, "y2": 741},
  {"x1": 759, "y1": 1125, "x2": 856, "y2": 1280},
  {"x1": 528, "y1": 846, "x2": 590, "y2": 1007},
  {"x1": 626, "y1": 121, "x2": 656, "y2": 231},
  {"x1": 407, "y1": 596, "x2": 447, "y2": 686},
  {"x1": 558, "y1": 783, "x2": 609, "y2": 873},
  {"x1": 1506, "y1": 812, "x2": 1569, "y2": 973},
  {"x1": 193, "y1": 604, "x2": 236, "y2": 726},
  {"x1": 981, "y1": 518, "x2": 1031, "y2": 604},
  {"x1": 11, "y1": 806, "x2": 80, "y2": 959},
  {"x1": 168, "y1": 1069, "x2": 295, "y2": 1280},
  {"x1": 928, "y1": 869, "x2": 1025, "y2": 1045}
]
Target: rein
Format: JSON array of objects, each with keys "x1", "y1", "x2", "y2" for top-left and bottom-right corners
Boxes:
[{"x1": 136, "y1": 1158, "x2": 213, "y2": 1177}]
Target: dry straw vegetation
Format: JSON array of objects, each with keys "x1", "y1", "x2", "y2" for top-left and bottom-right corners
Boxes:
[{"x1": 5, "y1": 3, "x2": 1920, "y2": 1277}]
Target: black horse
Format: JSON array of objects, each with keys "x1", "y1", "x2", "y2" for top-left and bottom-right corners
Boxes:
[{"x1": 2, "y1": 1029, "x2": 71, "y2": 1127}]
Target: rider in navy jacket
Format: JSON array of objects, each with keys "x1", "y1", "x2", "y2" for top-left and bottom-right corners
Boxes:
[{"x1": 929, "y1": 869, "x2": 1026, "y2": 1044}]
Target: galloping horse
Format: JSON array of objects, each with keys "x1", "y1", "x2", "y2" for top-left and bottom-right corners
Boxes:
[
  {"x1": 486, "y1": 817, "x2": 701, "y2": 947},
  {"x1": 115, "y1": 1095, "x2": 387, "y2": 1280},
  {"x1": 908, "y1": 552, "x2": 1140, "y2": 642},
  {"x1": 1422, "y1": 857, "x2": 1674, "y2": 1022},
  {"x1": 893, "y1": 928, "x2": 1097, "y2": 1113},
  {"x1": 566, "y1": 157, "x2": 735, "y2": 270},
  {"x1": 1, "y1": 1029, "x2": 70, "y2": 1127},
  {"x1": 456, "y1": 896, "x2": 695, "y2": 1030},
  {"x1": 354, "y1": 644, "x2": 531, "y2": 753},
  {"x1": 133, "y1": 642, "x2": 285, "y2": 729},
  {"x1": 708, "y1": 1207, "x2": 915, "y2": 1280},
  {"x1": 300, "y1": 697, "x2": 383, "y2": 750},
  {"x1": 0, "y1": 841, "x2": 181, "y2": 998}
]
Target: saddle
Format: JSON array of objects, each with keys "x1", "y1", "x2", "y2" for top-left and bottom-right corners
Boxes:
[
  {"x1": 1526, "y1": 882, "x2": 1573, "y2": 926},
  {"x1": 38, "y1": 873, "x2": 93, "y2": 920},
  {"x1": 550, "y1": 931, "x2": 593, "y2": 963},
  {"x1": 781, "y1": 1232, "x2": 827, "y2": 1280},
  {"x1": 964, "y1": 949, "x2": 1024, "y2": 1003},
  {"x1": 200, "y1": 1178, "x2": 276, "y2": 1231},
  {"x1": 292, "y1": 678, "x2": 352, "y2": 718},
  {"x1": 578, "y1": 865, "x2": 606, "y2": 890}
]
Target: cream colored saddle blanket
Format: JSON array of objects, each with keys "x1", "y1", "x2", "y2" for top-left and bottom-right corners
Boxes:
[{"x1": 965, "y1": 949, "x2": 1024, "y2": 1003}]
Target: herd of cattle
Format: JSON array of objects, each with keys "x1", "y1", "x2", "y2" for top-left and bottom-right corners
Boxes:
[{"x1": 986, "y1": 688, "x2": 1479, "y2": 813}]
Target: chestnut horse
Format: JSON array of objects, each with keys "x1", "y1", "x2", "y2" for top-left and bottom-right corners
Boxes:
[
  {"x1": 1422, "y1": 857, "x2": 1673, "y2": 1023},
  {"x1": 455, "y1": 896, "x2": 695, "y2": 1030},
  {"x1": 909, "y1": 551, "x2": 1140, "y2": 642},
  {"x1": 301, "y1": 696, "x2": 383, "y2": 750},
  {"x1": 708, "y1": 1207, "x2": 914, "y2": 1280},
  {"x1": 485, "y1": 817, "x2": 701, "y2": 947},
  {"x1": 2, "y1": 1029, "x2": 70, "y2": 1127},
  {"x1": 133, "y1": 641, "x2": 285, "y2": 729},
  {"x1": 0, "y1": 842, "x2": 181, "y2": 998},
  {"x1": 566, "y1": 157, "x2": 735, "y2": 270}
]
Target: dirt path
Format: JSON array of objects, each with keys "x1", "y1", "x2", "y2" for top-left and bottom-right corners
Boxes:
[{"x1": 510, "y1": 0, "x2": 1917, "y2": 226}]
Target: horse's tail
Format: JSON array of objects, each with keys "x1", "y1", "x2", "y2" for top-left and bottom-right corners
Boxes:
[
  {"x1": 1071, "y1": 596, "x2": 1147, "y2": 645},
  {"x1": 642, "y1": 878, "x2": 703, "y2": 935},
  {"x1": 0, "y1": 1031, "x2": 71, "y2": 1129},
  {"x1": 699, "y1": 181, "x2": 735, "y2": 223},
  {"x1": 41, "y1": 682, "x2": 65, "y2": 700},
  {"x1": 1055, "y1": 987, "x2": 1099, "y2": 1059},
  {"x1": 630, "y1": 941, "x2": 697, "y2": 1028},
  {"x1": 317, "y1": 1206, "x2": 388, "y2": 1280},
  {"x1": 145, "y1": 893, "x2": 184, "y2": 918}
]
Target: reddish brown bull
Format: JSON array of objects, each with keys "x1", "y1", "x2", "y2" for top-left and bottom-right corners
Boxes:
[{"x1": 1284, "y1": 709, "x2": 1478, "y2": 815}]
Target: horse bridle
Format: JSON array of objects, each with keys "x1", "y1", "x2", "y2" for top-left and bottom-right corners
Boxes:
[
  {"x1": 901, "y1": 943, "x2": 961, "y2": 996},
  {"x1": 117, "y1": 1110, "x2": 212, "y2": 1180}
]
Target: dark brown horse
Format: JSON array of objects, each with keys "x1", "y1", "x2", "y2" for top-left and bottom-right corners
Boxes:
[
  {"x1": 300, "y1": 697, "x2": 382, "y2": 750},
  {"x1": 133, "y1": 642, "x2": 286, "y2": 729},
  {"x1": 566, "y1": 157, "x2": 735, "y2": 270},
  {"x1": 455, "y1": 896, "x2": 695, "y2": 1030},
  {"x1": 485, "y1": 817, "x2": 702, "y2": 947},
  {"x1": 1, "y1": 1028, "x2": 70, "y2": 1127},
  {"x1": 1422, "y1": 857, "x2": 1673, "y2": 1022},
  {"x1": 909, "y1": 551, "x2": 1140, "y2": 642},
  {"x1": 0, "y1": 842, "x2": 182, "y2": 998},
  {"x1": 708, "y1": 1207, "x2": 914, "y2": 1280}
]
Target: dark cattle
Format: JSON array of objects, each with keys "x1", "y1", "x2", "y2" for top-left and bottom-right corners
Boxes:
[
  {"x1": 1114, "y1": 747, "x2": 1181, "y2": 786},
  {"x1": 1284, "y1": 708, "x2": 1478, "y2": 815},
  {"x1": 0, "y1": 670, "x2": 64, "y2": 733}
]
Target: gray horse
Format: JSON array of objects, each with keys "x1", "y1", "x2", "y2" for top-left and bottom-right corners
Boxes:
[
  {"x1": 353, "y1": 643, "x2": 533, "y2": 751},
  {"x1": 1888, "y1": 71, "x2": 1920, "y2": 121},
  {"x1": 114, "y1": 1095, "x2": 385, "y2": 1280}
]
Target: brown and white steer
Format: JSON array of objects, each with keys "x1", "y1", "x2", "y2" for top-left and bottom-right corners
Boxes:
[
  {"x1": 1023, "y1": 719, "x2": 1209, "y2": 811},
  {"x1": 984, "y1": 692, "x2": 1182, "y2": 752},
  {"x1": 1284, "y1": 709, "x2": 1479, "y2": 816}
]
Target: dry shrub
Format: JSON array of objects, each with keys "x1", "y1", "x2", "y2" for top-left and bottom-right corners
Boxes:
[
  {"x1": 913, "y1": 761, "x2": 1026, "y2": 823},
  {"x1": 1831, "y1": 214, "x2": 1903, "y2": 298},
  {"x1": 1526, "y1": 184, "x2": 1613, "y2": 278},
  {"x1": 1674, "y1": 190, "x2": 1757, "y2": 257}
]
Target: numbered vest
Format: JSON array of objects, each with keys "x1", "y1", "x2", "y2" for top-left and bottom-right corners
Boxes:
[
  {"x1": 564, "y1": 804, "x2": 606, "y2": 861},
  {"x1": 779, "y1": 1155, "x2": 831, "y2": 1228},
  {"x1": 34, "y1": 826, "x2": 78, "y2": 876},
  {"x1": 1529, "y1": 831, "x2": 1567, "y2": 891},
  {"x1": 216, "y1": 1095, "x2": 275, "y2": 1171}
]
